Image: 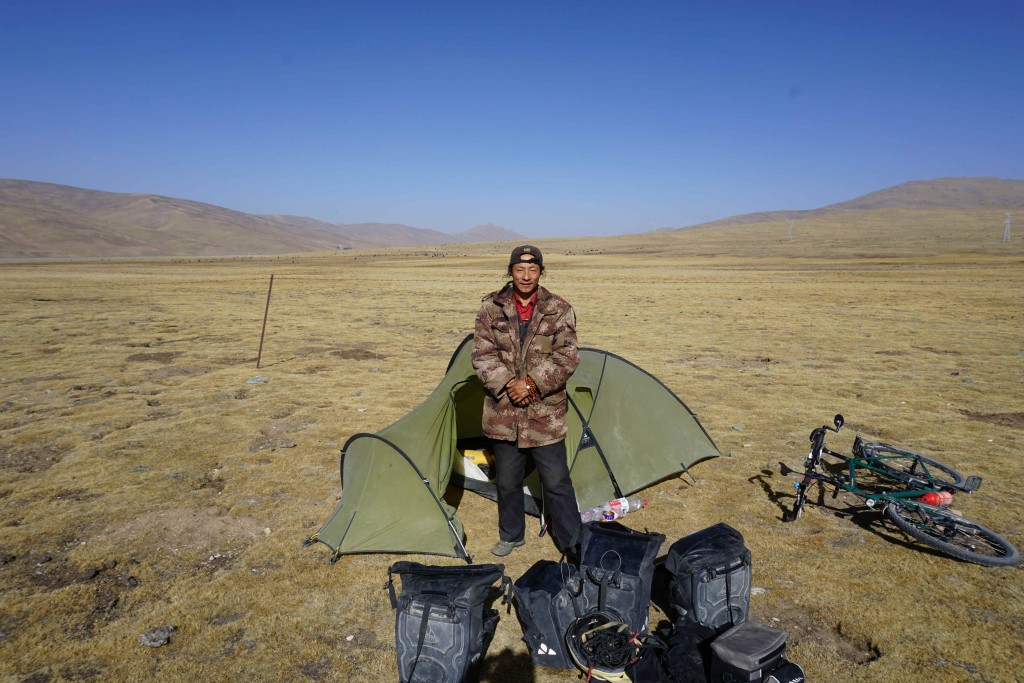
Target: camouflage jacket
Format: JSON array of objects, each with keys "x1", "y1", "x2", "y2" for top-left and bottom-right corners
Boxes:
[{"x1": 472, "y1": 284, "x2": 580, "y2": 448}]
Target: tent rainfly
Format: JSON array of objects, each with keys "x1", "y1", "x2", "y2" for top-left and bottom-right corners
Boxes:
[{"x1": 306, "y1": 335, "x2": 720, "y2": 562}]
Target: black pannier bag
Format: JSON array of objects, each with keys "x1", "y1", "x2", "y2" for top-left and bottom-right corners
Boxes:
[
  {"x1": 387, "y1": 561, "x2": 507, "y2": 683},
  {"x1": 509, "y1": 559, "x2": 582, "y2": 670},
  {"x1": 665, "y1": 523, "x2": 752, "y2": 633},
  {"x1": 709, "y1": 619, "x2": 802, "y2": 683},
  {"x1": 576, "y1": 520, "x2": 666, "y2": 635}
]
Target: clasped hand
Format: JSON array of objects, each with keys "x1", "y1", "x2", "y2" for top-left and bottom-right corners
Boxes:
[{"x1": 506, "y1": 378, "x2": 535, "y2": 407}]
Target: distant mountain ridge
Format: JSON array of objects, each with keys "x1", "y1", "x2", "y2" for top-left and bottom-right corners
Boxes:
[
  {"x1": 458, "y1": 222, "x2": 526, "y2": 242},
  {"x1": 674, "y1": 177, "x2": 1024, "y2": 231},
  {"x1": 0, "y1": 179, "x2": 526, "y2": 258},
  {"x1": 2, "y1": 177, "x2": 1022, "y2": 258}
]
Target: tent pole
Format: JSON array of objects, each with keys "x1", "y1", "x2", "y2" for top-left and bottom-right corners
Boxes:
[
  {"x1": 679, "y1": 461, "x2": 698, "y2": 485},
  {"x1": 567, "y1": 356, "x2": 624, "y2": 497},
  {"x1": 449, "y1": 518, "x2": 472, "y2": 563}
]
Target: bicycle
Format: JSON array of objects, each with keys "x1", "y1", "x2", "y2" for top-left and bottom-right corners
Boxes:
[{"x1": 781, "y1": 414, "x2": 1020, "y2": 567}]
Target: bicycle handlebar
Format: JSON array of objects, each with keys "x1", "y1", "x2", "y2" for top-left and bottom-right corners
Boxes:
[
  {"x1": 809, "y1": 426, "x2": 828, "y2": 456},
  {"x1": 807, "y1": 414, "x2": 844, "y2": 464}
]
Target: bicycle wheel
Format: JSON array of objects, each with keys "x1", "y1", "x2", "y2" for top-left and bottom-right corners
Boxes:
[
  {"x1": 871, "y1": 448, "x2": 965, "y2": 490},
  {"x1": 885, "y1": 503, "x2": 1020, "y2": 567}
]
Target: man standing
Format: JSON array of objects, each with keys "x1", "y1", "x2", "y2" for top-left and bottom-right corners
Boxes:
[{"x1": 472, "y1": 245, "x2": 582, "y2": 556}]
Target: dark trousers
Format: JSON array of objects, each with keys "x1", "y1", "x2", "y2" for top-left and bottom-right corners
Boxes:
[{"x1": 492, "y1": 439, "x2": 581, "y2": 553}]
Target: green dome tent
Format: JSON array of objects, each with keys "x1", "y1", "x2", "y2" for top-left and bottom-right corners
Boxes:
[{"x1": 306, "y1": 335, "x2": 720, "y2": 563}]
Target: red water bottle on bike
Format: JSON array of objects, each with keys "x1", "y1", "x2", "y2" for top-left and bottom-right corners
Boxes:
[{"x1": 918, "y1": 491, "x2": 953, "y2": 506}]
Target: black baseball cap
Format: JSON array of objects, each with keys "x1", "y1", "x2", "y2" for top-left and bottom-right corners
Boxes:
[{"x1": 509, "y1": 245, "x2": 543, "y2": 267}]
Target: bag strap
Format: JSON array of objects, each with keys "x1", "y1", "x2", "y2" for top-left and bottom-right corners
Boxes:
[
  {"x1": 725, "y1": 566, "x2": 734, "y2": 627},
  {"x1": 556, "y1": 560, "x2": 584, "y2": 618},
  {"x1": 407, "y1": 596, "x2": 439, "y2": 683},
  {"x1": 724, "y1": 549, "x2": 750, "y2": 626},
  {"x1": 594, "y1": 568, "x2": 621, "y2": 613},
  {"x1": 569, "y1": 588, "x2": 583, "y2": 619},
  {"x1": 500, "y1": 573, "x2": 513, "y2": 613},
  {"x1": 387, "y1": 567, "x2": 398, "y2": 609}
]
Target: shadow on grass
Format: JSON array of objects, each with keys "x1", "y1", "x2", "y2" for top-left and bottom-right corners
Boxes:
[
  {"x1": 822, "y1": 503, "x2": 978, "y2": 563},
  {"x1": 747, "y1": 460, "x2": 836, "y2": 518},
  {"x1": 480, "y1": 646, "x2": 537, "y2": 683}
]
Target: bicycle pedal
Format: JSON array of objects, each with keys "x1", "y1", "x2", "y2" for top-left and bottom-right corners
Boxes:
[{"x1": 962, "y1": 475, "x2": 982, "y2": 492}]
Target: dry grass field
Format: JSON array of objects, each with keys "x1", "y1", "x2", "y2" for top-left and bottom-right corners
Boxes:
[{"x1": 1, "y1": 211, "x2": 1022, "y2": 682}]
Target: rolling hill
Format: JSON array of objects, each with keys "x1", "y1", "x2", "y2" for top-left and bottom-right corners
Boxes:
[
  {"x1": 0, "y1": 180, "x2": 526, "y2": 258},
  {"x1": 674, "y1": 177, "x2": 1024, "y2": 231}
]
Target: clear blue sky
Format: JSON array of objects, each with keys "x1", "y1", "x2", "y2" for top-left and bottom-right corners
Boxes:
[{"x1": 2, "y1": 1, "x2": 1022, "y2": 237}]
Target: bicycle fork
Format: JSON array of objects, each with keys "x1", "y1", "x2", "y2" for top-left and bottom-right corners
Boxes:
[{"x1": 784, "y1": 471, "x2": 815, "y2": 521}]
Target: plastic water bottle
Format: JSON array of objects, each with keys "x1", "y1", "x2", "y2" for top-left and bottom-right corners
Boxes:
[
  {"x1": 608, "y1": 496, "x2": 648, "y2": 518},
  {"x1": 580, "y1": 497, "x2": 648, "y2": 523},
  {"x1": 918, "y1": 491, "x2": 953, "y2": 506}
]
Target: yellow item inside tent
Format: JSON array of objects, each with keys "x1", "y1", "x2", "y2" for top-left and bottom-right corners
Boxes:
[{"x1": 461, "y1": 448, "x2": 494, "y2": 468}]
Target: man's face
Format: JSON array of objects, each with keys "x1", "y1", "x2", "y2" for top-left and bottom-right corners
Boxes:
[{"x1": 511, "y1": 261, "x2": 541, "y2": 299}]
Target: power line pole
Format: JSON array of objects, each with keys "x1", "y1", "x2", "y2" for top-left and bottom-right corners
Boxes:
[
  {"x1": 787, "y1": 219, "x2": 794, "y2": 241},
  {"x1": 1004, "y1": 213, "x2": 1012, "y2": 243}
]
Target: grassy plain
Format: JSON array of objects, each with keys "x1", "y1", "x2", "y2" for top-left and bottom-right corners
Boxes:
[{"x1": 1, "y1": 211, "x2": 1022, "y2": 682}]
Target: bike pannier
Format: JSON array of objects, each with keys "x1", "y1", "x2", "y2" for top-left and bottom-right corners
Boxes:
[
  {"x1": 576, "y1": 520, "x2": 666, "y2": 635},
  {"x1": 387, "y1": 561, "x2": 506, "y2": 683},
  {"x1": 509, "y1": 559, "x2": 581, "y2": 669},
  {"x1": 665, "y1": 523, "x2": 752, "y2": 633},
  {"x1": 708, "y1": 620, "x2": 793, "y2": 683}
]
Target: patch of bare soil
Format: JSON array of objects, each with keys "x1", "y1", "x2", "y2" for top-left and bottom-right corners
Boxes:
[
  {"x1": 0, "y1": 445, "x2": 73, "y2": 473},
  {"x1": 96, "y1": 507, "x2": 266, "y2": 555},
  {"x1": 296, "y1": 364, "x2": 331, "y2": 375},
  {"x1": 2, "y1": 553, "x2": 143, "y2": 659},
  {"x1": 961, "y1": 411, "x2": 1024, "y2": 429},
  {"x1": 248, "y1": 418, "x2": 310, "y2": 452},
  {"x1": 34, "y1": 557, "x2": 132, "y2": 590},
  {"x1": 769, "y1": 602, "x2": 882, "y2": 665},
  {"x1": 330, "y1": 347, "x2": 383, "y2": 361},
  {"x1": 125, "y1": 351, "x2": 180, "y2": 363}
]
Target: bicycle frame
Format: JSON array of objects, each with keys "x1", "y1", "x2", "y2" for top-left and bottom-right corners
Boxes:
[
  {"x1": 787, "y1": 414, "x2": 964, "y2": 518},
  {"x1": 799, "y1": 446, "x2": 947, "y2": 506}
]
